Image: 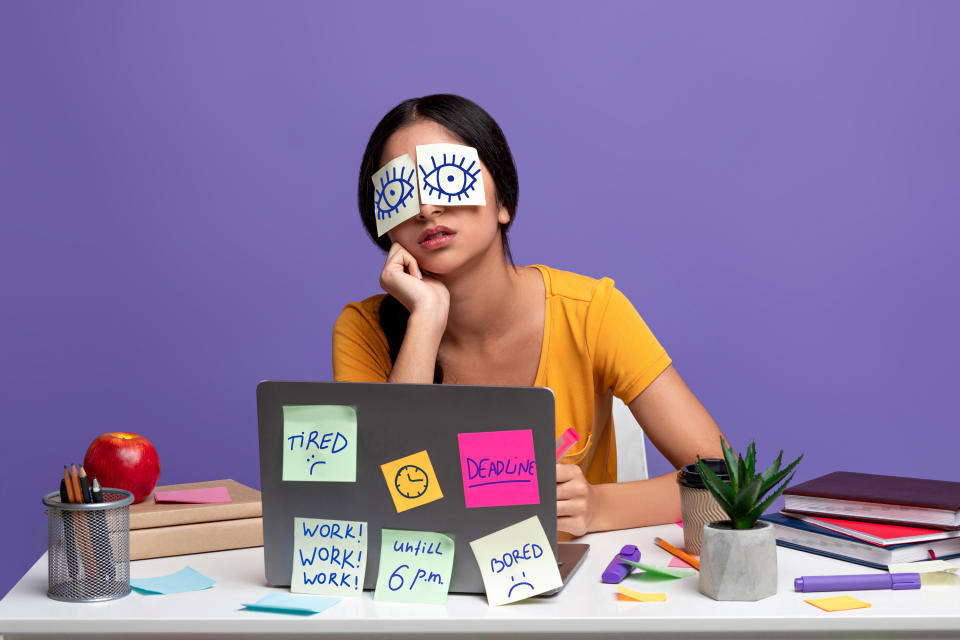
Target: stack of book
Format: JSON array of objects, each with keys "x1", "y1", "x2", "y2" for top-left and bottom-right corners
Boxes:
[
  {"x1": 129, "y1": 479, "x2": 263, "y2": 560},
  {"x1": 760, "y1": 471, "x2": 960, "y2": 569}
]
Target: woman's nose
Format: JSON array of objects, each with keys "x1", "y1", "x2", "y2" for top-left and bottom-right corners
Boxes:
[{"x1": 417, "y1": 204, "x2": 444, "y2": 219}]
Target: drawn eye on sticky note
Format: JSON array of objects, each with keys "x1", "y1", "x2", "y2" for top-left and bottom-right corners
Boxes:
[
  {"x1": 416, "y1": 143, "x2": 486, "y2": 206},
  {"x1": 380, "y1": 450, "x2": 444, "y2": 513},
  {"x1": 282, "y1": 405, "x2": 357, "y2": 482},
  {"x1": 469, "y1": 515, "x2": 562, "y2": 606},
  {"x1": 373, "y1": 153, "x2": 420, "y2": 237},
  {"x1": 457, "y1": 429, "x2": 539, "y2": 508}
]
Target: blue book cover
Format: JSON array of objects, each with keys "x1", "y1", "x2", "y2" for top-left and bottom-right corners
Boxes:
[{"x1": 760, "y1": 513, "x2": 960, "y2": 570}]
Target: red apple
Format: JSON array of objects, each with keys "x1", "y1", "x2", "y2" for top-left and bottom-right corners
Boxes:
[{"x1": 83, "y1": 432, "x2": 161, "y2": 503}]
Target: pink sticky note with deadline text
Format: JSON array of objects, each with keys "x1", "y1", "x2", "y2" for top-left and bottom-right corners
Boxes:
[
  {"x1": 457, "y1": 429, "x2": 540, "y2": 508},
  {"x1": 154, "y1": 486, "x2": 232, "y2": 504}
]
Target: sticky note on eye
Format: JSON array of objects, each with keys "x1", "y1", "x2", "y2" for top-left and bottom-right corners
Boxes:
[
  {"x1": 469, "y1": 515, "x2": 562, "y2": 606},
  {"x1": 380, "y1": 450, "x2": 443, "y2": 513},
  {"x1": 457, "y1": 429, "x2": 539, "y2": 508},
  {"x1": 282, "y1": 405, "x2": 357, "y2": 482},
  {"x1": 416, "y1": 143, "x2": 486, "y2": 206},
  {"x1": 291, "y1": 517, "x2": 367, "y2": 597},
  {"x1": 373, "y1": 153, "x2": 420, "y2": 236},
  {"x1": 374, "y1": 529, "x2": 455, "y2": 604}
]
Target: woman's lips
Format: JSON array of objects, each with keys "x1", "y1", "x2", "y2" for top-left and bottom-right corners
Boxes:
[{"x1": 417, "y1": 226, "x2": 456, "y2": 250}]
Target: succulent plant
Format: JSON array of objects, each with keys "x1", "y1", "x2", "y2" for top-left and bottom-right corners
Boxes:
[{"x1": 696, "y1": 438, "x2": 803, "y2": 529}]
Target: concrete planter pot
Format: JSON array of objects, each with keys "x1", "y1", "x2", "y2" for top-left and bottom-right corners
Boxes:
[{"x1": 698, "y1": 520, "x2": 778, "y2": 601}]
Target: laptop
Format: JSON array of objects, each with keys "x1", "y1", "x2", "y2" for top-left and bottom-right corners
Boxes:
[{"x1": 256, "y1": 381, "x2": 588, "y2": 594}]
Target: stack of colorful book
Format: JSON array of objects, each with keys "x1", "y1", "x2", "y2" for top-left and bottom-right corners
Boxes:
[
  {"x1": 129, "y1": 479, "x2": 263, "y2": 560},
  {"x1": 760, "y1": 471, "x2": 960, "y2": 569}
]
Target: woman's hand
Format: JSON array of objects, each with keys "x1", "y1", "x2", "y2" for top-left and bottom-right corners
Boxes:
[
  {"x1": 379, "y1": 242, "x2": 450, "y2": 328},
  {"x1": 556, "y1": 463, "x2": 596, "y2": 537}
]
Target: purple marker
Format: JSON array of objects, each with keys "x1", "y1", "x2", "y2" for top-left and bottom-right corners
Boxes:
[
  {"x1": 794, "y1": 573, "x2": 921, "y2": 592},
  {"x1": 601, "y1": 545, "x2": 640, "y2": 583}
]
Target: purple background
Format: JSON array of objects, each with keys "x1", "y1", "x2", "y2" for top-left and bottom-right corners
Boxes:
[{"x1": 2, "y1": 1, "x2": 958, "y2": 598}]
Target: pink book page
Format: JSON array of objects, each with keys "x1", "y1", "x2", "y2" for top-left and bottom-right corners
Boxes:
[
  {"x1": 458, "y1": 429, "x2": 540, "y2": 508},
  {"x1": 154, "y1": 486, "x2": 232, "y2": 504}
]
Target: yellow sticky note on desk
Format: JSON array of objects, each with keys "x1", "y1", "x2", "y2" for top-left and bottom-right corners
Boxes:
[
  {"x1": 381, "y1": 450, "x2": 443, "y2": 513},
  {"x1": 804, "y1": 595, "x2": 872, "y2": 612},
  {"x1": 617, "y1": 585, "x2": 667, "y2": 602}
]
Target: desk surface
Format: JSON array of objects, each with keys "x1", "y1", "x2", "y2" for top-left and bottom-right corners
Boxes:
[{"x1": 2, "y1": 524, "x2": 959, "y2": 639}]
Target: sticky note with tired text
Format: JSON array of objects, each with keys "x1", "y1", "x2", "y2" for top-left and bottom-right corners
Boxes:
[
  {"x1": 374, "y1": 529, "x2": 455, "y2": 604},
  {"x1": 380, "y1": 450, "x2": 443, "y2": 513},
  {"x1": 469, "y1": 515, "x2": 561, "y2": 606},
  {"x1": 416, "y1": 143, "x2": 486, "y2": 206},
  {"x1": 373, "y1": 153, "x2": 420, "y2": 237},
  {"x1": 291, "y1": 517, "x2": 367, "y2": 596},
  {"x1": 282, "y1": 405, "x2": 357, "y2": 482},
  {"x1": 457, "y1": 429, "x2": 539, "y2": 508},
  {"x1": 804, "y1": 595, "x2": 872, "y2": 612}
]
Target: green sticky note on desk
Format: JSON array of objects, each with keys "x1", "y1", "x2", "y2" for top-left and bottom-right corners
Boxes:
[
  {"x1": 622, "y1": 558, "x2": 696, "y2": 579},
  {"x1": 282, "y1": 405, "x2": 357, "y2": 482},
  {"x1": 374, "y1": 529, "x2": 455, "y2": 604}
]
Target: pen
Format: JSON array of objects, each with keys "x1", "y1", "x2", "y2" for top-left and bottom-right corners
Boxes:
[
  {"x1": 794, "y1": 573, "x2": 921, "y2": 592},
  {"x1": 79, "y1": 466, "x2": 92, "y2": 504},
  {"x1": 602, "y1": 544, "x2": 641, "y2": 583},
  {"x1": 654, "y1": 536, "x2": 700, "y2": 570},
  {"x1": 555, "y1": 428, "x2": 580, "y2": 461},
  {"x1": 91, "y1": 477, "x2": 103, "y2": 503}
]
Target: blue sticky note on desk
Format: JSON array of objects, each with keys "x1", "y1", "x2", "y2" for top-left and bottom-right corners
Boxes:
[
  {"x1": 242, "y1": 592, "x2": 341, "y2": 615},
  {"x1": 131, "y1": 567, "x2": 216, "y2": 595}
]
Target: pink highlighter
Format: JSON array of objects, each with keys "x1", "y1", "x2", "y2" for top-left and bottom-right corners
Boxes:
[{"x1": 555, "y1": 428, "x2": 580, "y2": 461}]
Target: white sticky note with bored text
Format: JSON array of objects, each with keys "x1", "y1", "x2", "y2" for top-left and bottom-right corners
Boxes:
[{"x1": 468, "y1": 515, "x2": 561, "y2": 606}]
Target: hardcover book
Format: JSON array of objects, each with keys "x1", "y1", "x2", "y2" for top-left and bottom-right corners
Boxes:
[
  {"x1": 761, "y1": 512, "x2": 960, "y2": 570},
  {"x1": 129, "y1": 479, "x2": 262, "y2": 530},
  {"x1": 782, "y1": 471, "x2": 960, "y2": 529}
]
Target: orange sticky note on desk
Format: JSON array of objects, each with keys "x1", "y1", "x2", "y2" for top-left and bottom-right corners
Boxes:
[
  {"x1": 804, "y1": 595, "x2": 872, "y2": 612},
  {"x1": 616, "y1": 585, "x2": 666, "y2": 602}
]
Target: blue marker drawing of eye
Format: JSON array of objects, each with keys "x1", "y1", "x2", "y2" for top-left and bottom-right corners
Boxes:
[
  {"x1": 419, "y1": 153, "x2": 481, "y2": 203},
  {"x1": 375, "y1": 166, "x2": 417, "y2": 220}
]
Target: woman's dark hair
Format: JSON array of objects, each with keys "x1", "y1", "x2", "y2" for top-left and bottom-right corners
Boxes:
[{"x1": 357, "y1": 94, "x2": 520, "y2": 383}]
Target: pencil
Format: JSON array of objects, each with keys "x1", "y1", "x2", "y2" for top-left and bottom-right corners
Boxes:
[
  {"x1": 69, "y1": 464, "x2": 83, "y2": 504},
  {"x1": 63, "y1": 465, "x2": 77, "y2": 503},
  {"x1": 79, "y1": 466, "x2": 92, "y2": 504},
  {"x1": 654, "y1": 536, "x2": 700, "y2": 570}
]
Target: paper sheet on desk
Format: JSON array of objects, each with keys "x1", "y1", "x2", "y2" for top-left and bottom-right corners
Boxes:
[
  {"x1": 888, "y1": 560, "x2": 959, "y2": 586},
  {"x1": 243, "y1": 593, "x2": 340, "y2": 615},
  {"x1": 130, "y1": 567, "x2": 215, "y2": 595}
]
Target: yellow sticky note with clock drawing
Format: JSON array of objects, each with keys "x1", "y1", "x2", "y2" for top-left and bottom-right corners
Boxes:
[{"x1": 381, "y1": 450, "x2": 444, "y2": 513}]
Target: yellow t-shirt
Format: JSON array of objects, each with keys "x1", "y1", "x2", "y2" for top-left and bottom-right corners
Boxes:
[{"x1": 331, "y1": 265, "x2": 672, "y2": 484}]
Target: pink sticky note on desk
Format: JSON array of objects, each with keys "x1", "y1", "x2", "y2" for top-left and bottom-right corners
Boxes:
[
  {"x1": 458, "y1": 429, "x2": 540, "y2": 508},
  {"x1": 154, "y1": 486, "x2": 232, "y2": 504}
]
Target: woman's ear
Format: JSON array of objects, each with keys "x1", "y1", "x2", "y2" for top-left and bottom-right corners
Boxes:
[{"x1": 497, "y1": 204, "x2": 510, "y2": 225}]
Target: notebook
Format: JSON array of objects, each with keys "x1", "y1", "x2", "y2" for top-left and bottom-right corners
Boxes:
[
  {"x1": 761, "y1": 512, "x2": 960, "y2": 570},
  {"x1": 783, "y1": 471, "x2": 960, "y2": 529},
  {"x1": 781, "y1": 511, "x2": 960, "y2": 546},
  {"x1": 256, "y1": 381, "x2": 588, "y2": 594}
]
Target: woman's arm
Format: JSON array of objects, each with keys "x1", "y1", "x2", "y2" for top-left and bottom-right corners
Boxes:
[
  {"x1": 379, "y1": 242, "x2": 450, "y2": 383},
  {"x1": 557, "y1": 364, "x2": 726, "y2": 535}
]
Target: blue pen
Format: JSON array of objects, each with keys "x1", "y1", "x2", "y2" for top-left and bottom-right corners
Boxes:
[{"x1": 601, "y1": 545, "x2": 641, "y2": 583}]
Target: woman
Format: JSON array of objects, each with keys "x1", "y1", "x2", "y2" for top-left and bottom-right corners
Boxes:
[{"x1": 334, "y1": 94, "x2": 724, "y2": 536}]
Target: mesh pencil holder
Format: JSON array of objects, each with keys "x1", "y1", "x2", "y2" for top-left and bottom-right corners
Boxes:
[{"x1": 42, "y1": 488, "x2": 134, "y2": 602}]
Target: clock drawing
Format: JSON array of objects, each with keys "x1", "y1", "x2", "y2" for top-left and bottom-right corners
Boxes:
[{"x1": 395, "y1": 464, "x2": 429, "y2": 499}]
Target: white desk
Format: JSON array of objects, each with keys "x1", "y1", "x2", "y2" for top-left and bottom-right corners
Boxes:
[{"x1": 1, "y1": 524, "x2": 958, "y2": 639}]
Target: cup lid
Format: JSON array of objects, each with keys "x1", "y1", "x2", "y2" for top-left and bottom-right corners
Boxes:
[{"x1": 677, "y1": 458, "x2": 729, "y2": 489}]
